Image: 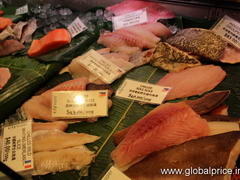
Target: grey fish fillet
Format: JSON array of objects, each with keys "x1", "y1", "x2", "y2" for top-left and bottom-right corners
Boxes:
[
  {"x1": 166, "y1": 28, "x2": 227, "y2": 61},
  {"x1": 150, "y1": 42, "x2": 201, "y2": 72},
  {"x1": 125, "y1": 131, "x2": 240, "y2": 180}
]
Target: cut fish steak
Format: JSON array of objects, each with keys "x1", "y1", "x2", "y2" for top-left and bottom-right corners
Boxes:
[
  {"x1": 107, "y1": 0, "x2": 175, "y2": 23},
  {"x1": 0, "y1": 68, "x2": 11, "y2": 89},
  {"x1": 32, "y1": 130, "x2": 99, "y2": 152},
  {"x1": 157, "y1": 65, "x2": 226, "y2": 101},
  {"x1": 32, "y1": 145, "x2": 95, "y2": 176},
  {"x1": 125, "y1": 131, "x2": 240, "y2": 180},
  {"x1": 111, "y1": 102, "x2": 209, "y2": 171}
]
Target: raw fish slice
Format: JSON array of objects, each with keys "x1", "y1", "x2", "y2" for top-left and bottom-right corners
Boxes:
[
  {"x1": 111, "y1": 102, "x2": 209, "y2": 170},
  {"x1": 13, "y1": 21, "x2": 28, "y2": 40},
  {"x1": 124, "y1": 26, "x2": 160, "y2": 44},
  {"x1": 96, "y1": 48, "x2": 111, "y2": 54},
  {"x1": 33, "y1": 130, "x2": 99, "y2": 152},
  {"x1": 151, "y1": 42, "x2": 201, "y2": 72},
  {"x1": 138, "y1": 22, "x2": 172, "y2": 37},
  {"x1": 107, "y1": 0, "x2": 175, "y2": 23},
  {"x1": 129, "y1": 48, "x2": 155, "y2": 67},
  {"x1": 32, "y1": 145, "x2": 95, "y2": 175},
  {"x1": 125, "y1": 131, "x2": 240, "y2": 180},
  {"x1": 0, "y1": 68, "x2": 11, "y2": 89},
  {"x1": 157, "y1": 65, "x2": 226, "y2": 101},
  {"x1": 185, "y1": 90, "x2": 230, "y2": 115},
  {"x1": 220, "y1": 46, "x2": 240, "y2": 64},
  {"x1": 32, "y1": 121, "x2": 68, "y2": 132},
  {"x1": 20, "y1": 18, "x2": 37, "y2": 43},
  {"x1": 0, "y1": 40, "x2": 24, "y2": 57}
]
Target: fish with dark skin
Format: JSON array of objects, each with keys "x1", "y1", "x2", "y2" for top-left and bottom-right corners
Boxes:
[{"x1": 125, "y1": 131, "x2": 240, "y2": 180}]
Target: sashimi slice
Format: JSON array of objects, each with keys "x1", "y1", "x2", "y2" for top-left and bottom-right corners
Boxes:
[
  {"x1": 107, "y1": 0, "x2": 175, "y2": 22},
  {"x1": 32, "y1": 145, "x2": 95, "y2": 175},
  {"x1": 138, "y1": 22, "x2": 172, "y2": 37},
  {"x1": 0, "y1": 68, "x2": 11, "y2": 89},
  {"x1": 33, "y1": 130, "x2": 99, "y2": 152},
  {"x1": 32, "y1": 121, "x2": 68, "y2": 132},
  {"x1": 111, "y1": 102, "x2": 209, "y2": 170},
  {"x1": 220, "y1": 45, "x2": 240, "y2": 64},
  {"x1": 157, "y1": 65, "x2": 226, "y2": 101}
]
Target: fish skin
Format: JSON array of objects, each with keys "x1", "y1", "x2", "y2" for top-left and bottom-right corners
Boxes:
[
  {"x1": 0, "y1": 68, "x2": 11, "y2": 89},
  {"x1": 32, "y1": 130, "x2": 100, "y2": 152},
  {"x1": 32, "y1": 145, "x2": 95, "y2": 176},
  {"x1": 157, "y1": 65, "x2": 226, "y2": 101},
  {"x1": 0, "y1": 40, "x2": 24, "y2": 57},
  {"x1": 125, "y1": 131, "x2": 240, "y2": 180},
  {"x1": 32, "y1": 121, "x2": 68, "y2": 132},
  {"x1": 111, "y1": 102, "x2": 209, "y2": 170},
  {"x1": 107, "y1": 0, "x2": 175, "y2": 22}
]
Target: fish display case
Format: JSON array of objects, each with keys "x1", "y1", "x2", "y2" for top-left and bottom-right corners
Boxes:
[{"x1": 0, "y1": 0, "x2": 240, "y2": 180}]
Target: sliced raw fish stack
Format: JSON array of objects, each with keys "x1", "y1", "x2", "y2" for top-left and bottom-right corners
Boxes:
[
  {"x1": 157, "y1": 65, "x2": 226, "y2": 101},
  {"x1": 107, "y1": 0, "x2": 175, "y2": 22},
  {"x1": 125, "y1": 131, "x2": 240, "y2": 180},
  {"x1": 0, "y1": 40, "x2": 24, "y2": 57},
  {"x1": 0, "y1": 68, "x2": 11, "y2": 89},
  {"x1": 111, "y1": 102, "x2": 209, "y2": 170}
]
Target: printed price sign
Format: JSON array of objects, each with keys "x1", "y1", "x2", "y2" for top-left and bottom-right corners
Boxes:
[
  {"x1": 112, "y1": 8, "x2": 148, "y2": 30},
  {"x1": 101, "y1": 166, "x2": 131, "y2": 180},
  {"x1": 116, "y1": 79, "x2": 171, "y2": 104},
  {"x1": 76, "y1": 49, "x2": 125, "y2": 84},
  {"x1": 52, "y1": 90, "x2": 108, "y2": 118},
  {"x1": 1, "y1": 121, "x2": 33, "y2": 172},
  {"x1": 15, "y1": 4, "x2": 28, "y2": 15},
  {"x1": 67, "y1": 17, "x2": 87, "y2": 38},
  {"x1": 212, "y1": 15, "x2": 240, "y2": 49}
]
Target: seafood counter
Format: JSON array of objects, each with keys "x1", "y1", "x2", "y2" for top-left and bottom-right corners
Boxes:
[{"x1": 0, "y1": 0, "x2": 240, "y2": 180}]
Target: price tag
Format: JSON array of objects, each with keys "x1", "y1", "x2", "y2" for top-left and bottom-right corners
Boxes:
[
  {"x1": 112, "y1": 8, "x2": 148, "y2": 30},
  {"x1": 1, "y1": 121, "x2": 33, "y2": 172},
  {"x1": 52, "y1": 90, "x2": 108, "y2": 118},
  {"x1": 15, "y1": 4, "x2": 28, "y2": 15},
  {"x1": 102, "y1": 166, "x2": 131, "y2": 180},
  {"x1": 116, "y1": 79, "x2": 171, "y2": 104},
  {"x1": 212, "y1": 15, "x2": 240, "y2": 49},
  {"x1": 76, "y1": 49, "x2": 125, "y2": 84},
  {"x1": 67, "y1": 17, "x2": 87, "y2": 38}
]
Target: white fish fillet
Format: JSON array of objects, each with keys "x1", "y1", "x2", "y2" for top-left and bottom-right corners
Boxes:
[
  {"x1": 32, "y1": 145, "x2": 95, "y2": 175},
  {"x1": 32, "y1": 121, "x2": 68, "y2": 132},
  {"x1": 33, "y1": 130, "x2": 100, "y2": 152}
]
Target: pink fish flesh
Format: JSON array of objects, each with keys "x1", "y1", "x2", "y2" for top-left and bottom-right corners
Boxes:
[
  {"x1": 32, "y1": 121, "x2": 68, "y2": 132},
  {"x1": 137, "y1": 22, "x2": 172, "y2": 37},
  {"x1": 111, "y1": 102, "x2": 209, "y2": 170},
  {"x1": 157, "y1": 65, "x2": 226, "y2": 101},
  {"x1": 0, "y1": 68, "x2": 11, "y2": 89},
  {"x1": 220, "y1": 45, "x2": 240, "y2": 64},
  {"x1": 107, "y1": 0, "x2": 175, "y2": 23}
]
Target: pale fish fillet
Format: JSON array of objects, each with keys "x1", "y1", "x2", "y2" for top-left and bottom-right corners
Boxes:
[
  {"x1": 129, "y1": 48, "x2": 155, "y2": 67},
  {"x1": 103, "y1": 52, "x2": 130, "y2": 61},
  {"x1": 138, "y1": 22, "x2": 172, "y2": 37},
  {"x1": 113, "y1": 46, "x2": 141, "y2": 56},
  {"x1": 157, "y1": 65, "x2": 226, "y2": 101},
  {"x1": 0, "y1": 26, "x2": 15, "y2": 41},
  {"x1": 107, "y1": 0, "x2": 175, "y2": 23},
  {"x1": 0, "y1": 40, "x2": 24, "y2": 57},
  {"x1": 96, "y1": 48, "x2": 111, "y2": 54},
  {"x1": 32, "y1": 130, "x2": 99, "y2": 152},
  {"x1": 13, "y1": 21, "x2": 28, "y2": 40},
  {"x1": 0, "y1": 68, "x2": 11, "y2": 89},
  {"x1": 220, "y1": 45, "x2": 240, "y2": 64},
  {"x1": 32, "y1": 121, "x2": 68, "y2": 132},
  {"x1": 32, "y1": 145, "x2": 95, "y2": 175},
  {"x1": 111, "y1": 102, "x2": 209, "y2": 171}
]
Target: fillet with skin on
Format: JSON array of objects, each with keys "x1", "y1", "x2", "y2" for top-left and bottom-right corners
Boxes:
[
  {"x1": 125, "y1": 131, "x2": 240, "y2": 180},
  {"x1": 157, "y1": 65, "x2": 226, "y2": 101},
  {"x1": 111, "y1": 102, "x2": 209, "y2": 171}
]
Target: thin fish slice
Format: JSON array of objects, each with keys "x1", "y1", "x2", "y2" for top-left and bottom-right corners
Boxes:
[
  {"x1": 157, "y1": 65, "x2": 226, "y2": 101},
  {"x1": 32, "y1": 145, "x2": 95, "y2": 175},
  {"x1": 0, "y1": 40, "x2": 24, "y2": 57},
  {"x1": 125, "y1": 132, "x2": 240, "y2": 180},
  {"x1": 0, "y1": 68, "x2": 11, "y2": 89},
  {"x1": 33, "y1": 130, "x2": 99, "y2": 152},
  {"x1": 107, "y1": 0, "x2": 175, "y2": 22},
  {"x1": 111, "y1": 102, "x2": 209, "y2": 171},
  {"x1": 32, "y1": 121, "x2": 68, "y2": 132}
]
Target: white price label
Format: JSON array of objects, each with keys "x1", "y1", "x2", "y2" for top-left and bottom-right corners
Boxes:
[
  {"x1": 212, "y1": 15, "x2": 240, "y2": 49},
  {"x1": 76, "y1": 49, "x2": 125, "y2": 84},
  {"x1": 1, "y1": 121, "x2": 33, "y2": 172},
  {"x1": 52, "y1": 90, "x2": 108, "y2": 118},
  {"x1": 67, "y1": 17, "x2": 87, "y2": 38},
  {"x1": 102, "y1": 166, "x2": 131, "y2": 180},
  {"x1": 112, "y1": 8, "x2": 148, "y2": 30},
  {"x1": 116, "y1": 79, "x2": 171, "y2": 104},
  {"x1": 15, "y1": 4, "x2": 28, "y2": 15}
]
